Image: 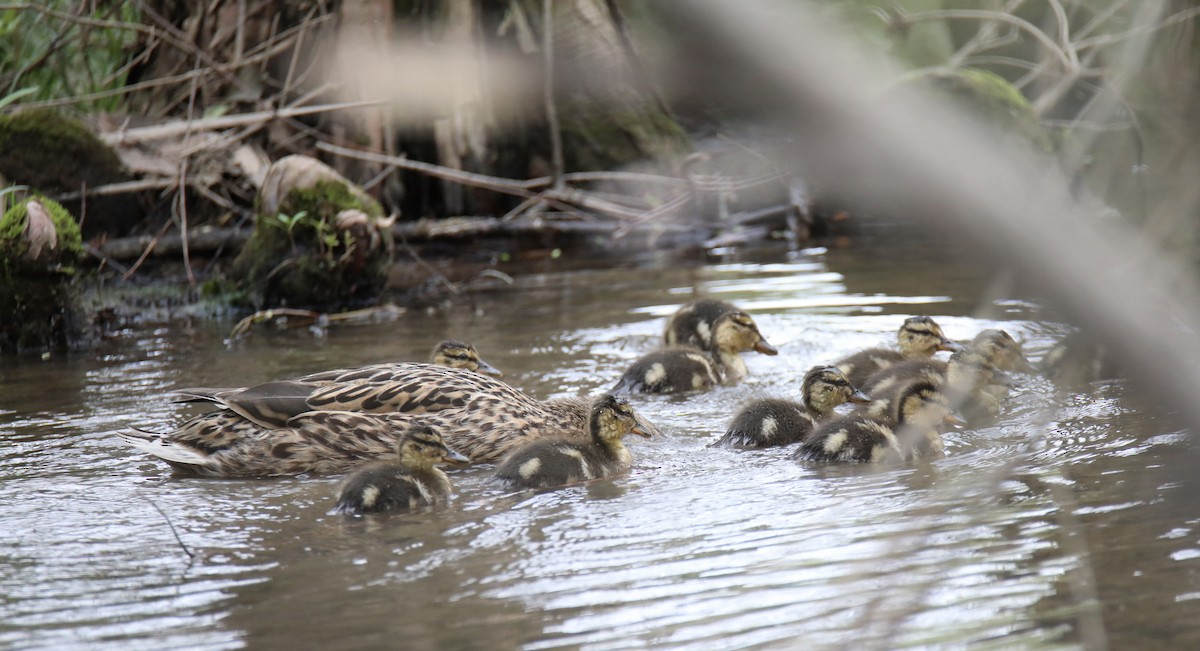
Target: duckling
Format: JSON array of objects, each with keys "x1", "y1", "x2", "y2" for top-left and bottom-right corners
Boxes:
[
  {"x1": 834, "y1": 316, "x2": 962, "y2": 386},
  {"x1": 970, "y1": 329, "x2": 1035, "y2": 374},
  {"x1": 712, "y1": 365, "x2": 870, "y2": 449},
  {"x1": 664, "y1": 299, "x2": 739, "y2": 349},
  {"x1": 793, "y1": 379, "x2": 959, "y2": 463},
  {"x1": 1039, "y1": 330, "x2": 1119, "y2": 386},
  {"x1": 613, "y1": 310, "x2": 778, "y2": 393},
  {"x1": 494, "y1": 394, "x2": 653, "y2": 489},
  {"x1": 859, "y1": 348, "x2": 1007, "y2": 425},
  {"x1": 121, "y1": 364, "x2": 662, "y2": 477},
  {"x1": 332, "y1": 424, "x2": 470, "y2": 515}
]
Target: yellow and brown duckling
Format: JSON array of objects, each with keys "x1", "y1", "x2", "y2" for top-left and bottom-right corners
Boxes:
[
  {"x1": 970, "y1": 329, "x2": 1034, "y2": 374},
  {"x1": 663, "y1": 299, "x2": 740, "y2": 350},
  {"x1": 835, "y1": 316, "x2": 962, "y2": 387},
  {"x1": 614, "y1": 311, "x2": 778, "y2": 394},
  {"x1": 859, "y1": 348, "x2": 1008, "y2": 425},
  {"x1": 793, "y1": 379, "x2": 961, "y2": 463},
  {"x1": 712, "y1": 365, "x2": 870, "y2": 449},
  {"x1": 121, "y1": 364, "x2": 662, "y2": 477},
  {"x1": 494, "y1": 394, "x2": 653, "y2": 489},
  {"x1": 332, "y1": 424, "x2": 470, "y2": 515}
]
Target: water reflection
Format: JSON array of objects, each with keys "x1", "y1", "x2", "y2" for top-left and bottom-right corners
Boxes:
[{"x1": 0, "y1": 240, "x2": 1197, "y2": 649}]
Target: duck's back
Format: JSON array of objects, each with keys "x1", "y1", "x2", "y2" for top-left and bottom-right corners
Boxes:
[
  {"x1": 495, "y1": 438, "x2": 629, "y2": 488},
  {"x1": 859, "y1": 359, "x2": 946, "y2": 398},
  {"x1": 664, "y1": 300, "x2": 737, "y2": 349},
  {"x1": 714, "y1": 398, "x2": 818, "y2": 449},
  {"x1": 793, "y1": 413, "x2": 903, "y2": 463},
  {"x1": 835, "y1": 348, "x2": 905, "y2": 387},
  {"x1": 334, "y1": 463, "x2": 450, "y2": 514},
  {"x1": 612, "y1": 347, "x2": 719, "y2": 394}
]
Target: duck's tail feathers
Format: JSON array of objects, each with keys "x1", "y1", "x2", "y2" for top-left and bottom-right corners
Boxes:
[{"x1": 119, "y1": 429, "x2": 213, "y2": 466}]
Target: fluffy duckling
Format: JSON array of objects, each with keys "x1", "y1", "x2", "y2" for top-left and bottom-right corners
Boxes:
[
  {"x1": 859, "y1": 349, "x2": 1007, "y2": 425},
  {"x1": 614, "y1": 311, "x2": 778, "y2": 394},
  {"x1": 664, "y1": 299, "x2": 739, "y2": 349},
  {"x1": 1039, "y1": 331, "x2": 1118, "y2": 386},
  {"x1": 970, "y1": 329, "x2": 1034, "y2": 374},
  {"x1": 332, "y1": 424, "x2": 469, "y2": 515},
  {"x1": 494, "y1": 394, "x2": 653, "y2": 489},
  {"x1": 793, "y1": 380, "x2": 960, "y2": 463},
  {"x1": 835, "y1": 316, "x2": 962, "y2": 387},
  {"x1": 713, "y1": 365, "x2": 870, "y2": 449}
]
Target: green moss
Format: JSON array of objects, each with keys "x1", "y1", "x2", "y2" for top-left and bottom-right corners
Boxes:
[
  {"x1": 0, "y1": 197, "x2": 85, "y2": 271},
  {"x1": 0, "y1": 110, "x2": 125, "y2": 190},
  {"x1": 233, "y1": 179, "x2": 391, "y2": 310}
]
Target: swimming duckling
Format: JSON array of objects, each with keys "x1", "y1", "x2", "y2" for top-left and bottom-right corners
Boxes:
[
  {"x1": 1039, "y1": 330, "x2": 1119, "y2": 386},
  {"x1": 793, "y1": 380, "x2": 960, "y2": 463},
  {"x1": 664, "y1": 299, "x2": 739, "y2": 350},
  {"x1": 713, "y1": 365, "x2": 870, "y2": 449},
  {"x1": 859, "y1": 348, "x2": 1007, "y2": 425},
  {"x1": 494, "y1": 394, "x2": 653, "y2": 489},
  {"x1": 123, "y1": 364, "x2": 662, "y2": 477},
  {"x1": 970, "y1": 329, "x2": 1034, "y2": 374},
  {"x1": 835, "y1": 316, "x2": 962, "y2": 386},
  {"x1": 332, "y1": 424, "x2": 470, "y2": 515},
  {"x1": 613, "y1": 311, "x2": 778, "y2": 394}
]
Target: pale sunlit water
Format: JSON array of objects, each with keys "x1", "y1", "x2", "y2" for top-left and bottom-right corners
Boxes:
[{"x1": 1, "y1": 230, "x2": 1197, "y2": 650}]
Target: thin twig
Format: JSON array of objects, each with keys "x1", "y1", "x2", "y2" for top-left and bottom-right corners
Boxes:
[
  {"x1": 100, "y1": 100, "x2": 388, "y2": 144},
  {"x1": 542, "y1": 0, "x2": 565, "y2": 190},
  {"x1": 144, "y1": 497, "x2": 195, "y2": 561}
]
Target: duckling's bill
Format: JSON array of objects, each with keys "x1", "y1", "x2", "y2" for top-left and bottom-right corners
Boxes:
[
  {"x1": 754, "y1": 339, "x2": 779, "y2": 355},
  {"x1": 631, "y1": 414, "x2": 661, "y2": 438},
  {"x1": 849, "y1": 388, "x2": 871, "y2": 404},
  {"x1": 475, "y1": 357, "x2": 503, "y2": 377}
]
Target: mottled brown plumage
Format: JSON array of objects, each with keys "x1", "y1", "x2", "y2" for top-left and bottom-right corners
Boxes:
[
  {"x1": 713, "y1": 365, "x2": 870, "y2": 449},
  {"x1": 663, "y1": 299, "x2": 740, "y2": 350},
  {"x1": 835, "y1": 316, "x2": 961, "y2": 386},
  {"x1": 332, "y1": 424, "x2": 469, "y2": 515},
  {"x1": 122, "y1": 363, "x2": 662, "y2": 477},
  {"x1": 494, "y1": 394, "x2": 653, "y2": 489}
]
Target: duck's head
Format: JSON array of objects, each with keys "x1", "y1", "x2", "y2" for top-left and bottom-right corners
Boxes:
[
  {"x1": 396, "y1": 424, "x2": 471, "y2": 469},
  {"x1": 590, "y1": 394, "x2": 660, "y2": 443},
  {"x1": 711, "y1": 311, "x2": 778, "y2": 356},
  {"x1": 897, "y1": 316, "x2": 962, "y2": 358},
  {"x1": 430, "y1": 340, "x2": 503, "y2": 377},
  {"x1": 970, "y1": 329, "x2": 1035, "y2": 373},
  {"x1": 801, "y1": 365, "x2": 870, "y2": 416},
  {"x1": 895, "y1": 379, "x2": 965, "y2": 430},
  {"x1": 945, "y1": 348, "x2": 1009, "y2": 393}
]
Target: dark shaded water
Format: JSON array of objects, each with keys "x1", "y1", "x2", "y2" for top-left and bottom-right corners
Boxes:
[{"x1": 2, "y1": 232, "x2": 1198, "y2": 650}]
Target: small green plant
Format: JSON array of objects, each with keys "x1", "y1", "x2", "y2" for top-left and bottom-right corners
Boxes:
[{"x1": 274, "y1": 210, "x2": 308, "y2": 250}]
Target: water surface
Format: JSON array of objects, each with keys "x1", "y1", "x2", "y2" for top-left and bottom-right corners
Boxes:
[{"x1": 2, "y1": 234, "x2": 1197, "y2": 650}]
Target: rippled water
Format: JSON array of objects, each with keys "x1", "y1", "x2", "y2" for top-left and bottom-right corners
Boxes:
[{"x1": 2, "y1": 230, "x2": 1198, "y2": 650}]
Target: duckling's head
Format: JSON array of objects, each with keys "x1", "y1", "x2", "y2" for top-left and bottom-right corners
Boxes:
[
  {"x1": 945, "y1": 348, "x2": 1004, "y2": 393},
  {"x1": 711, "y1": 311, "x2": 778, "y2": 356},
  {"x1": 895, "y1": 380, "x2": 962, "y2": 430},
  {"x1": 396, "y1": 424, "x2": 471, "y2": 469},
  {"x1": 897, "y1": 316, "x2": 962, "y2": 358},
  {"x1": 590, "y1": 394, "x2": 658, "y2": 443},
  {"x1": 970, "y1": 329, "x2": 1035, "y2": 373},
  {"x1": 430, "y1": 340, "x2": 502, "y2": 377},
  {"x1": 801, "y1": 365, "x2": 870, "y2": 416}
]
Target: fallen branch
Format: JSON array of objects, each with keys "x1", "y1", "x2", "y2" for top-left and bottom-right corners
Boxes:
[{"x1": 99, "y1": 101, "x2": 388, "y2": 145}]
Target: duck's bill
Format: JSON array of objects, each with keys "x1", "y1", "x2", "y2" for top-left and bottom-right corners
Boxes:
[
  {"x1": 475, "y1": 359, "x2": 504, "y2": 377},
  {"x1": 753, "y1": 339, "x2": 779, "y2": 355},
  {"x1": 1013, "y1": 355, "x2": 1037, "y2": 374},
  {"x1": 630, "y1": 415, "x2": 661, "y2": 438},
  {"x1": 943, "y1": 412, "x2": 968, "y2": 428},
  {"x1": 938, "y1": 338, "x2": 966, "y2": 352},
  {"x1": 441, "y1": 448, "x2": 472, "y2": 466},
  {"x1": 849, "y1": 389, "x2": 872, "y2": 404},
  {"x1": 991, "y1": 368, "x2": 1016, "y2": 387}
]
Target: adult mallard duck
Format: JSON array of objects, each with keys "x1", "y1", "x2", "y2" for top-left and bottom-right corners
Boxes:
[
  {"x1": 120, "y1": 364, "x2": 662, "y2": 477},
  {"x1": 793, "y1": 379, "x2": 962, "y2": 463},
  {"x1": 858, "y1": 348, "x2": 1008, "y2": 425},
  {"x1": 834, "y1": 316, "x2": 962, "y2": 387},
  {"x1": 712, "y1": 365, "x2": 870, "y2": 449},
  {"x1": 613, "y1": 311, "x2": 778, "y2": 394},
  {"x1": 664, "y1": 299, "x2": 740, "y2": 349},
  {"x1": 298, "y1": 339, "x2": 502, "y2": 383},
  {"x1": 494, "y1": 394, "x2": 652, "y2": 489},
  {"x1": 332, "y1": 424, "x2": 470, "y2": 515}
]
